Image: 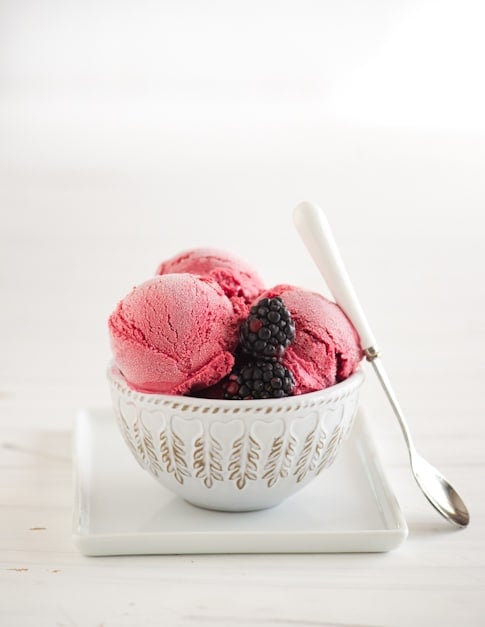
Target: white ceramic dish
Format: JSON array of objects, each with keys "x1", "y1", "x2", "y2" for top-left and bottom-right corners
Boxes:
[
  {"x1": 107, "y1": 365, "x2": 364, "y2": 511},
  {"x1": 72, "y1": 407, "x2": 407, "y2": 555}
]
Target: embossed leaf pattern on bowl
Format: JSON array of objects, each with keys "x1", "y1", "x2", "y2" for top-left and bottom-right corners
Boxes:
[
  {"x1": 193, "y1": 432, "x2": 224, "y2": 488},
  {"x1": 115, "y1": 404, "x2": 351, "y2": 489}
]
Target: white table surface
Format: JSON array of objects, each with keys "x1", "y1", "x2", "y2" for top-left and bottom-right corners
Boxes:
[{"x1": 1, "y1": 7, "x2": 485, "y2": 618}]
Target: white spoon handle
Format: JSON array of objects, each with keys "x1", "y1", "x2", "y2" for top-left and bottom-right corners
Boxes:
[{"x1": 293, "y1": 201, "x2": 378, "y2": 352}]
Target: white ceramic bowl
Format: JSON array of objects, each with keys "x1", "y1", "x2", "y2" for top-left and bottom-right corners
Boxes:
[{"x1": 107, "y1": 364, "x2": 364, "y2": 511}]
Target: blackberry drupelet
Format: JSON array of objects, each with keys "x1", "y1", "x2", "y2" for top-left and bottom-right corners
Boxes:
[
  {"x1": 223, "y1": 360, "x2": 295, "y2": 400},
  {"x1": 240, "y1": 297, "x2": 295, "y2": 359}
]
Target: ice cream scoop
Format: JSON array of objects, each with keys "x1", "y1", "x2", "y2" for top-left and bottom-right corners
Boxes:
[
  {"x1": 156, "y1": 248, "x2": 264, "y2": 315},
  {"x1": 257, "y1": 285, "x2": 362, "y2": 394},
  {"x1": 108, "y1": 273, "x2": 238, "y2": 395}
]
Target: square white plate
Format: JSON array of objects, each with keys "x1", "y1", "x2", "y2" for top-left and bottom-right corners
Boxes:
[{"x1": 73, "y1": 407, "x2": 407, "y2": 555}]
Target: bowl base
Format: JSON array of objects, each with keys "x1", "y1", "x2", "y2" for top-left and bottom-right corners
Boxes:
[{"x1": 182, "y1": 496, "x2": 285, "y2": 513}]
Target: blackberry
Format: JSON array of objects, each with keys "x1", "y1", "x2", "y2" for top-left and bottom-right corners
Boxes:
[
  {"x1": 223, "y1": 360, "x2": 295, "y2": 400},
  {"x1": 240, "y1": 297, "x2": 295, "y2": 360}
]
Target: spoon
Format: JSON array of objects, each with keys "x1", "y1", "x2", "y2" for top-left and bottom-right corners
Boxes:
[{"x1": 293, "y1": 201, "x2": 470, "y2": 528}]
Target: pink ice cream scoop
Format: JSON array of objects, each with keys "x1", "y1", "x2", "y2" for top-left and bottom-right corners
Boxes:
[
  {"x1": 156, "y1": 248, "x2": 264, "y2": 315},
  {"x1": 259, "y1": 285, "x2": 362, "y2": 394},
  {"x1": 108, "y1": 273, "x2": 238, "y2": 395}
]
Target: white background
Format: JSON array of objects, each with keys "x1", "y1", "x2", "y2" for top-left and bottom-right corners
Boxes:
[{"x1": 1, "y1": 1, "x2": 485, "y2": 625}]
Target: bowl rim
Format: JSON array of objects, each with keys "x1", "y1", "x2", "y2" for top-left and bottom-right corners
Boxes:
[{"x1": 107, "y1": 362, "x2": 364, "y2": 410}]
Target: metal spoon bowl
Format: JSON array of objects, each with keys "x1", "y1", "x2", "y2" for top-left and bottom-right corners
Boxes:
[
  {"x1": 293, "y1": 201, "x2": 470, "y2": 528},
  {"x1": 413, "y1": 453, "x2": 469, "y2": 528}
]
